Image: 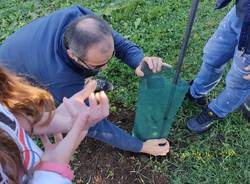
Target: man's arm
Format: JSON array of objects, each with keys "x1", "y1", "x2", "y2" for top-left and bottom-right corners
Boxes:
[
  {"x1": 112, "y1": 30, "x2": 170, "y2": 77},
  {"x1": 112, "y1": 30, "x2": 144, "y2": 69}
]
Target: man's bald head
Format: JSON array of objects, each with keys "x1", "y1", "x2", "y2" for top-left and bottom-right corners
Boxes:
[{"x1": 64, "y1": 15, "x2": 113, "y2": 59}]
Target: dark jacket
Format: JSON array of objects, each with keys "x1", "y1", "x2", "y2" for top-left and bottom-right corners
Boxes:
[
  {"x1": 216, "y1": 0, "x2": 246, "y2": 19},
  {"x1": 215, "y1": 0, "x2": 233, "y2": 9}
]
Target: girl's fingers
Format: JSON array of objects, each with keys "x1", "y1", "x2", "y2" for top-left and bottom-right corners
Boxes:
[
  {"x1": 99, "y1": 91, "x2": 109, "y2": 117},
  {"x1": 99, "y1": 91, "x2": 109, "y2": 105},
  {"x1": 95, "y1": 92, "x2": 101, "y2": 103},
  {"x1": 40, "y1": 134, "x2": 51, "y2": 148},
  {"x1": 71, "y1": 80, "x2": 97, "y2": 102},
  {"x1": 88, "y1": 93, "x2": 97, "y2": 107},
  {"x1": 54, "y1": 133, "x2": 63, "y2": 143},
  {"x1": 63, "y1": 97, "x2": 77, "y2": 117}
]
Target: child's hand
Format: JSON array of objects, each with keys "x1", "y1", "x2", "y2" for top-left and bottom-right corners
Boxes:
[
  {"x1": 40, "y1": 91, "x2": 109, "y2": 164},
  {"x1": 38, "y1": 80, "x2": 98, "y2": 134},
  {"x1": 63, "y1": 91, "x2": 109, "y2": 130}
]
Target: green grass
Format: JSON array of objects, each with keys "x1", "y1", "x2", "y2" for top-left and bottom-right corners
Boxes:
[{"x1": 1, "y1": 0, "x2": 249, "y2": 183}]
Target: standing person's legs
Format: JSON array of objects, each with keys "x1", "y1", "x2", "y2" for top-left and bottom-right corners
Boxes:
[
  {"x1": 208, "y1": 51, "x2": 250, "y2": 117},
  {"x1": 187, "y1": 50, "x2": 250, "y2": 133},
  {"x1": 190, "y1": 6, "x2": 242, "y2": 98}
]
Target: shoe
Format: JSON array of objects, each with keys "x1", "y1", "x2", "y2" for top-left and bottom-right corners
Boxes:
[
  {"x1": 240, "y1": 102, "x2": 250, "y2": 121},
  {"x1": 95, "y1": 79, "x2": 114, "y2": 92},
  {"x1": 186, "y1": 80, "x2": 208, "y2": 106},
  {"x1": 187, "y1": 107, "x2": 222, "y2": 133},
  {"x1": 186, "y1": 89, "x2": 208, "y2": 106}
]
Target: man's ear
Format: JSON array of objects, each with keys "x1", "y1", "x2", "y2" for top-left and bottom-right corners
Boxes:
[{"x1": 67, "y1": 49, "x2": 78, "y2": 61}]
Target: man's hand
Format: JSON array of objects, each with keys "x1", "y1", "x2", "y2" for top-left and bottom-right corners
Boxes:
[
  {"x1": 140, "y1": 139, "x2": 170, "y2": 156},
  {"x1": 243, "y1": 65, "x2": 250, "y2": 80},
  {"x1": 135, "y1": 56, "x2": 171, "y2": 77}
]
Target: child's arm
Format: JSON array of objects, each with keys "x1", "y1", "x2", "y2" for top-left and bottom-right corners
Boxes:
[
  {"x1": 32, "y1": 80, "x2": 98, "y2": 135},
  {"x1": 29, "y1": 92, "x2": 109, "y2": 183}
]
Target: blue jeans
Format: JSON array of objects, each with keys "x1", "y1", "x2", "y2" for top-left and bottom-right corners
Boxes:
[{"x1": 190, "y1": 6, "x2": 250, "y2": 118}]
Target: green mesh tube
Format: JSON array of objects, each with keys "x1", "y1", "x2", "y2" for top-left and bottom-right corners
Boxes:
[{"x1": 132, "y1": 66, "x2": 189, "y2": 141}]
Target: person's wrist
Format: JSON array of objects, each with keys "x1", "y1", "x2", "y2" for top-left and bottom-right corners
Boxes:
[
  {"x1": 140, "y1": 141, "x2": 148, "y2": 154},
  {"x1": 49, "y1": 110, "x2": 72, "y2": 133}
]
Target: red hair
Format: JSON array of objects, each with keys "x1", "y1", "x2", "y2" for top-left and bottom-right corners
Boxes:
[{"x1": 0, "y1": 66, "x2": 55, "y2": 183}]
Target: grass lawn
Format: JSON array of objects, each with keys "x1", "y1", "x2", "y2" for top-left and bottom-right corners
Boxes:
[{"x1": 1, "y1": 0, "x2": 249, "y2": 183}]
